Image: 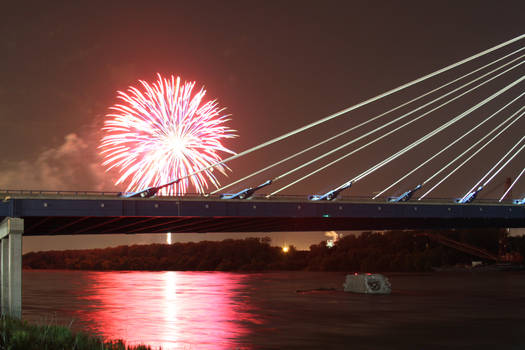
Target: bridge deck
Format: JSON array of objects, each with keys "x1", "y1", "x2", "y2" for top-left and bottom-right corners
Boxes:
[{"x1": 0, "y1": 193, "x2": 523, "y2": 235}]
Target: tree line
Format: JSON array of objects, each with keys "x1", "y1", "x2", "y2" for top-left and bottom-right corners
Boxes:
[{"x1": 23, "y1": 229, "x2": 525, "y2": 272}]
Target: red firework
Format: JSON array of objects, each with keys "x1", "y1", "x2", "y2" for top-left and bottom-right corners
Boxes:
[{"x1": 100, "y1": 74, "x2": 237, "y2": 195}]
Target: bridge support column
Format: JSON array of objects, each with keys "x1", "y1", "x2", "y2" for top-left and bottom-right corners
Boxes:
[
  {"x1": 1, "y1": 238, "x2": 8, "y2": 314},
  {"x1": 0, "y1": 217, "x2": 23, "y2": 319}
]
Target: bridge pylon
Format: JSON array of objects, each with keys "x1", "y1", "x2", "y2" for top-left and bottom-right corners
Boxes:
[{"x1": 0, "y1": 217, "x2": 23, "y2": 319}]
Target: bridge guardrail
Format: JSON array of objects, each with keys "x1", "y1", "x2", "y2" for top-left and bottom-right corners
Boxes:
[
  {"x1": 0, "y1": 189, "x2": 520, "y2": 205},
  {"x1": 0, "y1": 189, "x2": 121, "y2": 197}
]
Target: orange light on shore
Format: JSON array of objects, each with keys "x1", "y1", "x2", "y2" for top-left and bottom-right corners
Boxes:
[{"x1": 282, "y1": 246, "x2": 289, "y2": 253}]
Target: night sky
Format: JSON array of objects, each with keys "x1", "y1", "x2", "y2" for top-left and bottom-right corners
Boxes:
[{"x1": 1, "y1": 1, "x2": 524, "y2": 252}]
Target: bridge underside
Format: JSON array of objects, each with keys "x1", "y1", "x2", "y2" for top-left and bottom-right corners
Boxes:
[{"x1": 20, "y1": 215, "x2": 525, "y2": 235}]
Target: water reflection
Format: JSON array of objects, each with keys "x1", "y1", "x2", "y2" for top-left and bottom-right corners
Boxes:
[
  {"x1": 23, "y1": 271, "x2": 525, "y2": 349},
  {"x1": 75, "y1": 271, "x2": 253, "y2": 349}
]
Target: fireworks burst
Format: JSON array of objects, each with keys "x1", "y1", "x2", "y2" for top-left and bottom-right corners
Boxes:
[{"x1": 100, "y1": 74, "x2": 237, "y2": 195}]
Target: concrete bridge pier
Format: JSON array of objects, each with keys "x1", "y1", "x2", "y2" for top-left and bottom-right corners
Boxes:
[{"x1": 0, "y1": 217, "x2": 23, "y2": 319}]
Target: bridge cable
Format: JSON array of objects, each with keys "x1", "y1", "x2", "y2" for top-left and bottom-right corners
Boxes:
[
  {"x1": 351, "y1": 93, "x2": 525, "y2": 184},
  {"x1": 460, "y1": 137, "x2": 525, "y2": 201},
  {"x1": 418, "y1": 109, "x2": 525, "y2": 199},
  {"x1": 373, "y1": 93, "x2": 525, "y2": 199},
  {"x1": 156, "y1": 35, "x2": 525, "y2": 191},
  {"x1": 352, "y1": 112, "x2": 524, "y2": 186},
  {"x1": 267, "y1": 71, "x2": 525, "y2": 196},
  {"x1": 499, "y1": 168, "x2": 525, "y2": 201},
  {"x1": 484, "y1": 141, "x2": 524, "y2": 186},
  {"x1": 212, "y1": 48, "x2": 525, "y2": 195},
  {"x1": 269, "y1": 59, "x2": 525, "y2": 192},
  {"x1": 460, "y1": 137, "x2": 524, "y2": 201},
  {"x1": 419, "y1": 107, "x2": 525, "y2": 190}
]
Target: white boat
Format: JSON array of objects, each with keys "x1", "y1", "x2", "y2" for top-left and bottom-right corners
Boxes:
[{"x1": 343, "y1": 273, "x2": 391, "y2": 294}]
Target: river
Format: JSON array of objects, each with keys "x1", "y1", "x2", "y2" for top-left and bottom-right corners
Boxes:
[{"x1": 22, "y1": 270, "x2": 525, "y2": 349}]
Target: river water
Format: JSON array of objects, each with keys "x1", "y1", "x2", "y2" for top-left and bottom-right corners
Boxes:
[{"x1": 22, "y1": 270, "x2": 525, "y2": 349}]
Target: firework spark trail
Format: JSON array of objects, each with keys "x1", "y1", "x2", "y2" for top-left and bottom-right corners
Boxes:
[{"x1": 100, "y1": 74, "x2": 237, "y2": 195}]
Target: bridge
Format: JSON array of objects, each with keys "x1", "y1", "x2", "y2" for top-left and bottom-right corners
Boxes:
[
  {"x1": 0, "y1": 193, "x2": 524, "y2": 235},
  {"x1": 1, "y1": 34, "x2": 525, "y2": 318},
  {"x1": 1, "y1": 192, "x2": 524, "y2": 318}
]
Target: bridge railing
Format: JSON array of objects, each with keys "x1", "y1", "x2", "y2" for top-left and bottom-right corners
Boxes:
[
  {"x1": 0, "y1": 189, "x2": 518, "y2": 205},
  {"x1": 0, "y1": 189, "x2": 121, "y2": 197}
]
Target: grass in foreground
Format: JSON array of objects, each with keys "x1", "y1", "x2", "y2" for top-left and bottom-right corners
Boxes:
[{"x1": 0, "y1": 316, "x2": 157, "y2": 350}]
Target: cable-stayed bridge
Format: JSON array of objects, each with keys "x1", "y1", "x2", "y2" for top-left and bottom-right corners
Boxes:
[
  {"x1": 0, "y1": 192, "x2": 523, "y2": 235},
  {"x1": 2, "y1": 33, "x2": 525, "y2": 234},
  {"x1": 1, "y1": 34, "x2": 525, "y2": 317},
  {"x1": 100, "y1": 34, "x2": 525, "y2": 208}
]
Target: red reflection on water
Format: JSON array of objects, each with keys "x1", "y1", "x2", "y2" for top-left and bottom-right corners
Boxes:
[{"x1": 77, "y1": 271, "x2": 253, "y2": 349}]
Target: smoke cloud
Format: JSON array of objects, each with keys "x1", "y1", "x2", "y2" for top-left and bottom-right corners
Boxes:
[{"x1": 0, "y1": 133, "x2": 117, "y2": 192}]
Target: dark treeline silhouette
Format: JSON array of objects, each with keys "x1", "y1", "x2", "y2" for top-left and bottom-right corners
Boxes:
[
  {"x1": 23, "y1": 237, "x2": 307, "y2": 272},
  {"x1": 23, "y1": 229, "x2": 525, "y2": 272}
]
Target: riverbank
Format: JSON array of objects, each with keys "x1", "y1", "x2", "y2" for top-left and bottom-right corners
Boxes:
[
  {"x1": 22, "y1": 229, "x2": 525, "y2": 272},
  {"x1": 23, "y1": 229, "x2": 524, "y2": 272},
  {"x1": 0, "y1": 316, "x2": 156, "y2": 350}
]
